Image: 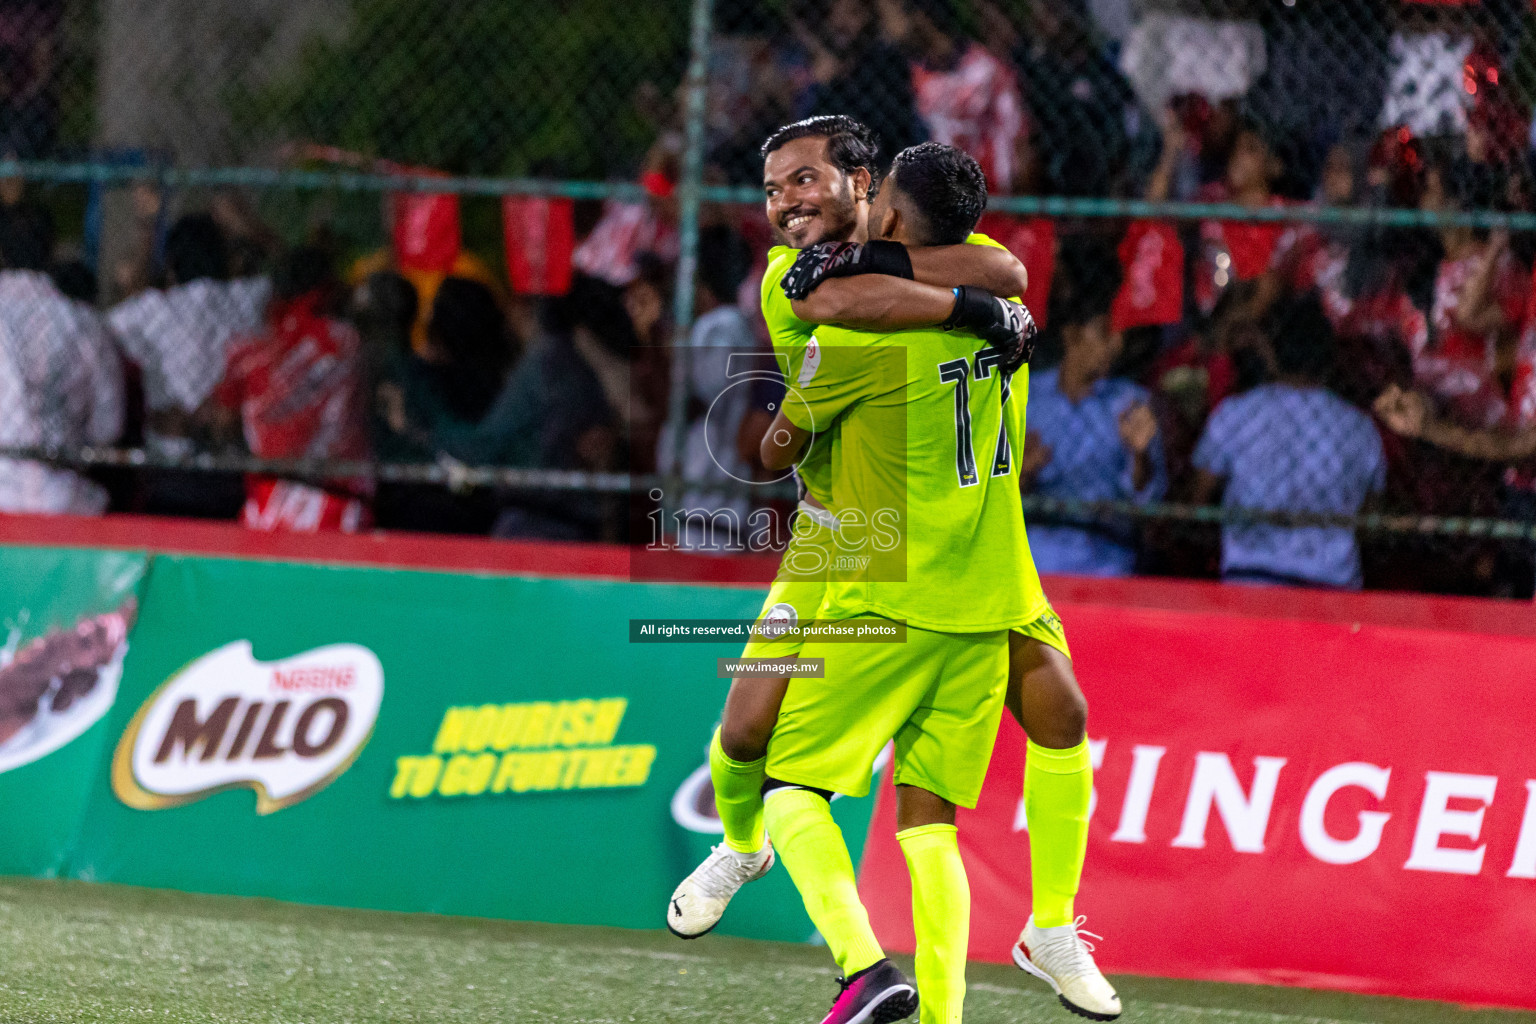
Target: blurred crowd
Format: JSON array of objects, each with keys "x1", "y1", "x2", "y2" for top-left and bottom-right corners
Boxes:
[
  {"x1": 5, "y1": 0, "x2": 1536, "y2": 597},
  {"x1": 705, "y1": 0, "x2": 1534, "y2": 196},
  {"x1": 0, "y1": 178, "x2": 699, "y2": 542},
  {"x1": 706, "y1": 0, "x2": 1536, "y2": 597}
]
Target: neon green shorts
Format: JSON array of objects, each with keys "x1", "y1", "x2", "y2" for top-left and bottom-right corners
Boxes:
[
  {"x1": 766, "y1": 622, "x2": 1008, "y2": 809},
  {"x1": 740, "y1": 506, "x2": 838, "y2": 660},
  {"x1": 1014, "y1": 604, "x2": 1071, "y2": 660}
]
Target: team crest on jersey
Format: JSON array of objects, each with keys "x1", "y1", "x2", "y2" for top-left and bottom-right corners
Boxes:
[
  {"x1": 760, "y1": 602, "x2": 799, "y2": 639},
  {"x1": 798, "y1": 337, "x2": 822, "y2": 384}
]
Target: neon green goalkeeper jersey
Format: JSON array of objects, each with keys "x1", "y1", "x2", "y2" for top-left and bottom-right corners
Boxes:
[
  {"x1": 781, "y1": 321, "x2": 1048, "y2": 633},
  {"x1": 762, "y1": 250, "x2": 834, "y2": 505},
  {"x1": 760, "y1": 233, "x2": 1024, "y2": 508}
]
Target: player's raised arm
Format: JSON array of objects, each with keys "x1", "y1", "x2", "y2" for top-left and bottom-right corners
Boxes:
[
  {"x1": 784, "y1": 239, "x2": 1027, "y2": 323},
  {"x1": 791, "y1": 274, "x2": 955, "y2": 329},
  {"x1": 911, "y1": 242, "x2": 1028, "y2": 298},
  {"x1": 1375, "y1": 383, "x2": 1536, "y2": 462},
  {"x1": 793, "y1": 274, "x2": 1034, "y2": 374}
]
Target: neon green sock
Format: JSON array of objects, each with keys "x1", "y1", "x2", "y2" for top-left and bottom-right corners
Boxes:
[
  {"x1": 710, "y1": 729, "x2": 766, "y2": 853},
  {"x1": 1024, "y1": 738, "x2": 1092, "y2": 928},
  {"x1": 897, "y1": 824, "x2": 969, "y2": 1024},
  {"x1": 763, "y1": 787, "x2": 883, "y2": 976}
]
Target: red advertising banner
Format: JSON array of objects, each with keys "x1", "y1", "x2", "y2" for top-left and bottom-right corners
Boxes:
[
  {"x1": 976, "y1": 214, "x2": 1055, "y2": 330},
  {"x1": 858, "y1": 598, "x2": 1536, "y2": 1009},
  {"x1": 1112, "y1": 220, "x2": 1184, "y2": 331},
  {"x1": 504, "y1": 196, "x2": 575, "y2": 296},
  {"x1": 392, "y1": 192, "x2": 461, "y2": 274}
]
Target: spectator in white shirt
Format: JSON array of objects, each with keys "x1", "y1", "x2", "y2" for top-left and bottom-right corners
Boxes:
[
  {"x1": 0, "y1": 208, "x2": 123, "y2": 514},
  {"x1": 1379, "y1": 3, "x2": 1476, "y2": 139},
  {"x1": 107, "y1": 213, "x2": 269, "y2": 460}
]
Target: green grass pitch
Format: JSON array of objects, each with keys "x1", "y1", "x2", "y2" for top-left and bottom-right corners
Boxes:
[{"x1": 0, "y1": 877, "x2": 1531, "y2": 1023}]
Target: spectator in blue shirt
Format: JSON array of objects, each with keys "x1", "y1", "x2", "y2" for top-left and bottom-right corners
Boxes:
[
  {"x1": 1022, "y1": 286, "x2": 1166, "y2": 576},
  {"x1": 1192, "y1": 293, "x2": 1386, "y2": 589}
]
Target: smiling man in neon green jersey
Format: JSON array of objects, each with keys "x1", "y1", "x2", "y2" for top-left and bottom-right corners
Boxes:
[
  {"x1": 667, "y1": 117, "x2": 1116, "y2": 1022},
  {"x1": 759, "y1": 140, "x2": 1033, "y2": 1024},
  {"x1": 756, "y1": 142, "x2": 1116, "y2": 1024},
  {"x1": 668, "y1": 115, "x2": 1032, "y2": 948}
]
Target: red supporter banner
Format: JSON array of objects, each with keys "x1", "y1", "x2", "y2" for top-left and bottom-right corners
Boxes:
[
  {"x1": 1112, "y1": 220, "x2": 1183, "y2": 331},
  {"x1": 504, "y1": 196, "x2": 575, "y2": 296},
  {"x1": 858, "y1": 599, "x2": 1536, "y2": 1009},
  {"x1": 392, "y1": 192, "x2": 461, "y2": 274},
  {"x1": 976, "y1": 214, "x2": 1055, "y2": 330}
]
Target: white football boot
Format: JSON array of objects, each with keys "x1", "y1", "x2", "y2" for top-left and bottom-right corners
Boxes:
[
  {"x1": 1013, "y1": 915, "x2": 1122, "y2": 1020},
  {"x1": 666, "y1": 843, "x2": 774, "y2": 938}
]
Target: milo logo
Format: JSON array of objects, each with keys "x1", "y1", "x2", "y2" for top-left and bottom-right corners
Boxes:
[{"x1": 112, "y1": 641, "x2": 383, "y2": 815}]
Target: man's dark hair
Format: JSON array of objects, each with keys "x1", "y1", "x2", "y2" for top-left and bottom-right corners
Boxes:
[
  {"x1": 0, "y1": 203, "x2": 54, "y2": 272},
  {"x1": 542, "y1": 273, "x2": 639, "y2": 356},
  {"x1": 428, "y1": 276, "x2": 512, "y2": 422},
  {"x1": 430, "y1": 277, "x2": 506, "y2": 362},
  {"x1": 164, "y1": 213, "x2": 229, "y2": 284},
  {"x1": 761, "y1": 115, "x2": 882, "y2": 186},
  {"x1": 905, "y1": 0, "x2": 965, "y2": 39},
  {"x1": 352, "y1": 270, "x2": 418, "y2": 354},
  {"x1": 50, "y1": 259, "x2": 97, "y2": 302},
  {"x1": 1054, "y1": 239, "x2": 1122, "y2": 330},
  {"x1": 274, "y1": 246, "x2": 336, "y2": 303},
  {"x1": 631, "y1": 250, "x2": 672, "y2": 298},
  {"x1": 1236, "y1": 115, "x2": 1275, "y2": 153},
  {"x1": 360, "y1": 271, "x2": 417, "y2": 327},
  {"x1": 886, "y1": 142, "x2": 988, "y2": 245},
  {"x1": 1268, "y1": 292, "x2": 1334, "y2": 382}
]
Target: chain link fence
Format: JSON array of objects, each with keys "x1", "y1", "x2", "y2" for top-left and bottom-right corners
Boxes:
[{"x1": 4, "y1": 0, "x2": 1536, "y2": 596}]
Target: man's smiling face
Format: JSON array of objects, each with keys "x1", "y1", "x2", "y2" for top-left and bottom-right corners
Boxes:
[{"x1": 763, "y1": 135, "x2": 864, "y2": 249}]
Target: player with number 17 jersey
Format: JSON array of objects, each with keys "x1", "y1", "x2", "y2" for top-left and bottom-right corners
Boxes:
[{"x1": 745, "y1": 232, "x2": 1044, "y2": 655}]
